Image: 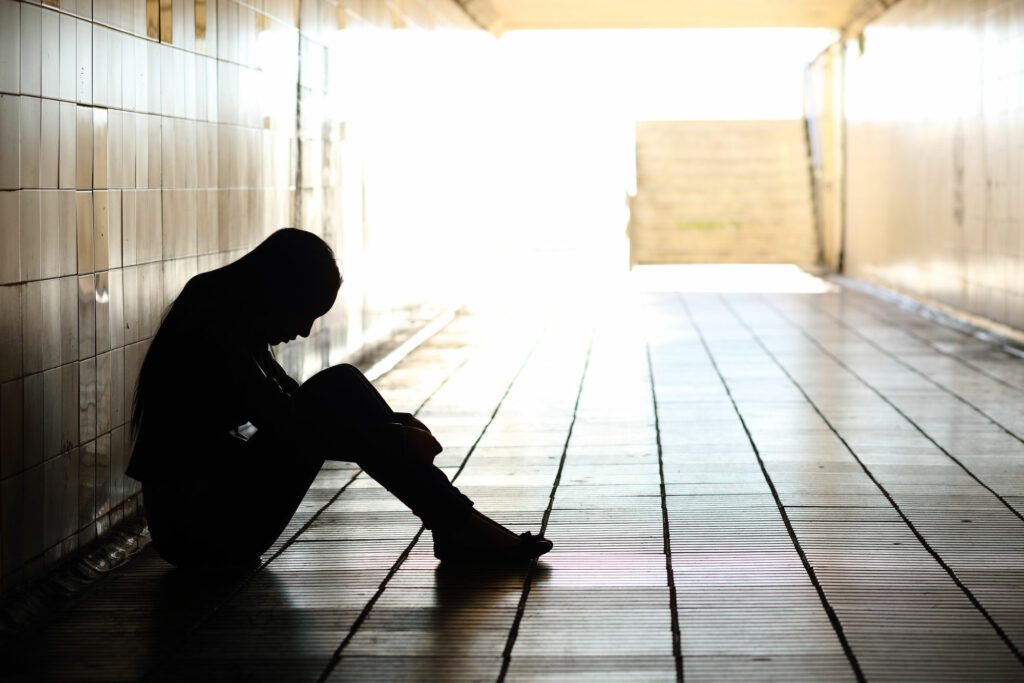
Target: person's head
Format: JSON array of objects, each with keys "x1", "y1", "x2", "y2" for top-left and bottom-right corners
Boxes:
[{"x1": 240, "y1": 228, "x2": 342, "y2": 345}]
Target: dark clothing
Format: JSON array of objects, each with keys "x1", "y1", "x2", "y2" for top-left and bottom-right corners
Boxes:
[{"x1": 129, "y1": 275, "x2": 472, "y2": 568}]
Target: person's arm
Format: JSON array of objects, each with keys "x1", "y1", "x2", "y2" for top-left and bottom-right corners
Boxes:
[
  {"x1": 217, "y1": 339, "x2": 297, "y2": 436},
  {"x1": 263, "y1": 352, "x2": 300, "y2": 395},
  {"x1": 394, "y1": 412, "x2": 430, "y2": 432}
]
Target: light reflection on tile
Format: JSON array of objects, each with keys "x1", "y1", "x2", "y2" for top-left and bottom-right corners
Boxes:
[{"x1": 78, "y1": 274, "x2": 95, "y2": 359}]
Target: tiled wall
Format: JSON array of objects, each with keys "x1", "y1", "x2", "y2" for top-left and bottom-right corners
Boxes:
[
  {"x1": 0, "y1": 0, "x2": 481, "y2": 594},
  {"x1": 843, "y1": 0, "x2": 1024, "y2": 332}
]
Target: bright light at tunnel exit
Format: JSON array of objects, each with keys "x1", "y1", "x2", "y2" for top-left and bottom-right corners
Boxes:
[{"x1": 328, "y1": 27, "x2": 838, "y2": 312}]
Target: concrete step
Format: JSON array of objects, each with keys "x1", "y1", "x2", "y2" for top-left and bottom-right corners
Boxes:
[
  {"x1": 632, "y1": 198, "x2": 813, "y2": 216},
  {"x1": 631, "y1": 118, "x2": 816, "y2": 265}
]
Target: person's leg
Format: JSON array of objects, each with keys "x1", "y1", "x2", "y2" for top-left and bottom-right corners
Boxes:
[
  {"x1": 142, "y1": 434, "x2": 328, "y2": 569},
  {"x1": 292, "y1": 364, "x2": 552, "y2": 560},
  {"x1": 292, "y1": 364, "x2": 472, "y2": 531}
]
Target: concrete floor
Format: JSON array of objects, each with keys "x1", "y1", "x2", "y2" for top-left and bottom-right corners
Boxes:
[{"x1": 3, "y1": 269, "x2": 1024, "y2": 682}]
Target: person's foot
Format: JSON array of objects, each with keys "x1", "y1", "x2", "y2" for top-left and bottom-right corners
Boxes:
[{"x1": 432, "y1": 510, "x2": 553, "y2": 562}]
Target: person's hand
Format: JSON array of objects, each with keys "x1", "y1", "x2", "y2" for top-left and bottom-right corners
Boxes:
[
  {"x1": 403, "y1": 426, "x2": 442, "y2": 463},
  {"x1": 406, "y1": 416, "x2": 430, "y2": 433},
  {"x1": 395, "y1": 412, "x2": 431, "y2": 433}
]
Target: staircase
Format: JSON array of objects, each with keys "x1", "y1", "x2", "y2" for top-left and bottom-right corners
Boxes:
[{"x1": 629, "y1": 120, "x2": 819, "y2": 266}]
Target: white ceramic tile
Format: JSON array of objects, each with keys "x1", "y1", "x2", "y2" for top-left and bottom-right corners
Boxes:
[
  {"x1": 120, "y1": 31, "x2": 135, "y2": 111},
  {"x1": 0, "y1": 94, "x2": 19, "y2": 190},
  {"x1": 0, "y1": 282, "x2": 22, "y2": 382},
  {"x1": 78, "y1": 356, "x2": 95, "y2": 441},
  {"x1": 107, "y1": 110, "x2": 121, "y2": 190},
  {"x1": 58, "y1": 190, "x2": 77, "y2": 276},
  {"x1": 76, "y1": 190, "x2": 92, "y2": 273},
  {"x1": 22, "y1": 372, "x2": 44, "y2": 469},
  {"x1": 19, "y1": 189, "x2": 41, "y2": 281},
  {"x1": 40, "y1": 8, "x2": 59, "y2": 100},
  {"x1": 22, "y1": 278, "x2": 60, "y2": 374},
  {"x1": 95, "y1": 350, "x2": 110, "y2": 438},
  {"x1": 108, "y1": 31, "x2": 123, "y2": 109},
  {"x1": 75, "y1": 19, "x2": 91, "y2": 104},
  {"x1": 0, "y1": 0, "x2": 19, "y2": 94},
  {"x1": 42, "y1": 454, "x2": 62, "y2": 548},
  {"x1": 39, "y1": 98, "x2": 58, "y2": 189},
  {"x1": 57, "y1": 101, "x2": 75, "y2": 190},
  {"x1": 134, "y1": 114, "x2": 148, "y2": 188},
  {"x1": 95, "y1": 272, "x2": 109, "y2": 354},
  {"x1": 145, "y1": 41, "x2": 160, "y2": 115},
  {"x1": 92, "y1": 25, "x2": 109, "y2": 107},
  {"x1": 75, "y1": 106, "x2": 91, "y2": 189},
  {"x1": 93, "y1": 190, "x2": 108, "y2": 272},
  {"x1": 93, "y1": 107, "x2": 107, "y2": 190},
  {"x1": 40, "y1": 189, "x2": 60, "y2": 279},
  {"x1": 59, "y1": 275, "x2": 78, "y2": 364},
  {"x1": 19, "y1": 96, "x2": 40, "y2": 189},
  {"x1": 107, "y1": 189, "x2": 121, "y2": 268},
  {"x1": 0, "y1": 190, "x2": 19, "y2": 285},
  {"x1": 146, "y1": 114, "x2": 161, "y2": 187},
  {"x1": 42, "y1": 366, "x2": 61, "y2": 459},
  {"x1": 58, "y1": 14, "x2": 76, "y2": 101},
  {"x1": 19, "y1": 2, "x2": 41, "y2": 97},
  {"x1": 121, "y1": 112, "x2": 135, "y2": 189},
  {"x1": 0, "y1": 379, "x2": 25, "y2": 481},
  {"x1": 120, "y1": 190, "x2": 135, "y2": 266}
]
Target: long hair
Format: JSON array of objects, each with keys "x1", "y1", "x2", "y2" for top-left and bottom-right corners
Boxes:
[{"x1": 130, "y1": 229, "x2": 341, "y2": 440}]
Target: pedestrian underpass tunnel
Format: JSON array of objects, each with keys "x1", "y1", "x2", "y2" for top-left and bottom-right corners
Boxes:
[{"x1": 2, "y1": 0, "x2": 1024, "y2": 679}]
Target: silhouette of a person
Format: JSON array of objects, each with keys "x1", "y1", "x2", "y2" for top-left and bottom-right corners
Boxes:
[{"x1": 127, "y1": 228, "x2": 552, "y2": 568}]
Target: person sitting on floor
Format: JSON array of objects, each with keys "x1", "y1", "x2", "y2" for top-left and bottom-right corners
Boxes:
[{"x1": 126, "y1": 228, "x2": 552, "y2": 568}]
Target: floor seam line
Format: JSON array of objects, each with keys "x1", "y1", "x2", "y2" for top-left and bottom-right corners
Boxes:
[
  {"x1": 726, "y1": 295, "x2": 1024, "y2": 666},
  {"x1": 682, "y1": 293, "x2": 867, "y2": 683},
  {"x1": 763, "y1": 295, "x2": 1024, "y2": 526},
  {"x1": 647, "y1": 342, "x2": 685, "y2": 683},
  {"x1": 316, "y1": 329, "x2": 547, "y2": 682},
  {"x1": 496, "y1": 330, "x2": 594, "y2": 683}
]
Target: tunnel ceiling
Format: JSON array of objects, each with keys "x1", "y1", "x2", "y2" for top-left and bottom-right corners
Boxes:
[{"x1": 460, "y1": 0, "x2": 870, "y2": 32}]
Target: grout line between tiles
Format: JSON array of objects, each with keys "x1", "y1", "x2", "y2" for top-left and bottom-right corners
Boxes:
[
  {"x1": 681, "y1": 294, "x2": 867, "y2": 683},
  {"x1": 646, "y1": 343, "x2": 684, "y2": 683},
  {"x1": 495, "y1": 330, "x2": 592, "y2": 683},
  {"x1": 723, "y1": 294, "x2": 1024, "y2": 666}
]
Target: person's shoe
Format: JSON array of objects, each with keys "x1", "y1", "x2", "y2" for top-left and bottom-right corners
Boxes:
[{"x1": 433, "y1": 530, "x2": 553, "y2": 563}]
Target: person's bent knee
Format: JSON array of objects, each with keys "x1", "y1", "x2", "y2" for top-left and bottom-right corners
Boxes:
[{"x1": 296, "y1": 363, "x2": 363, "y2": 400}]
